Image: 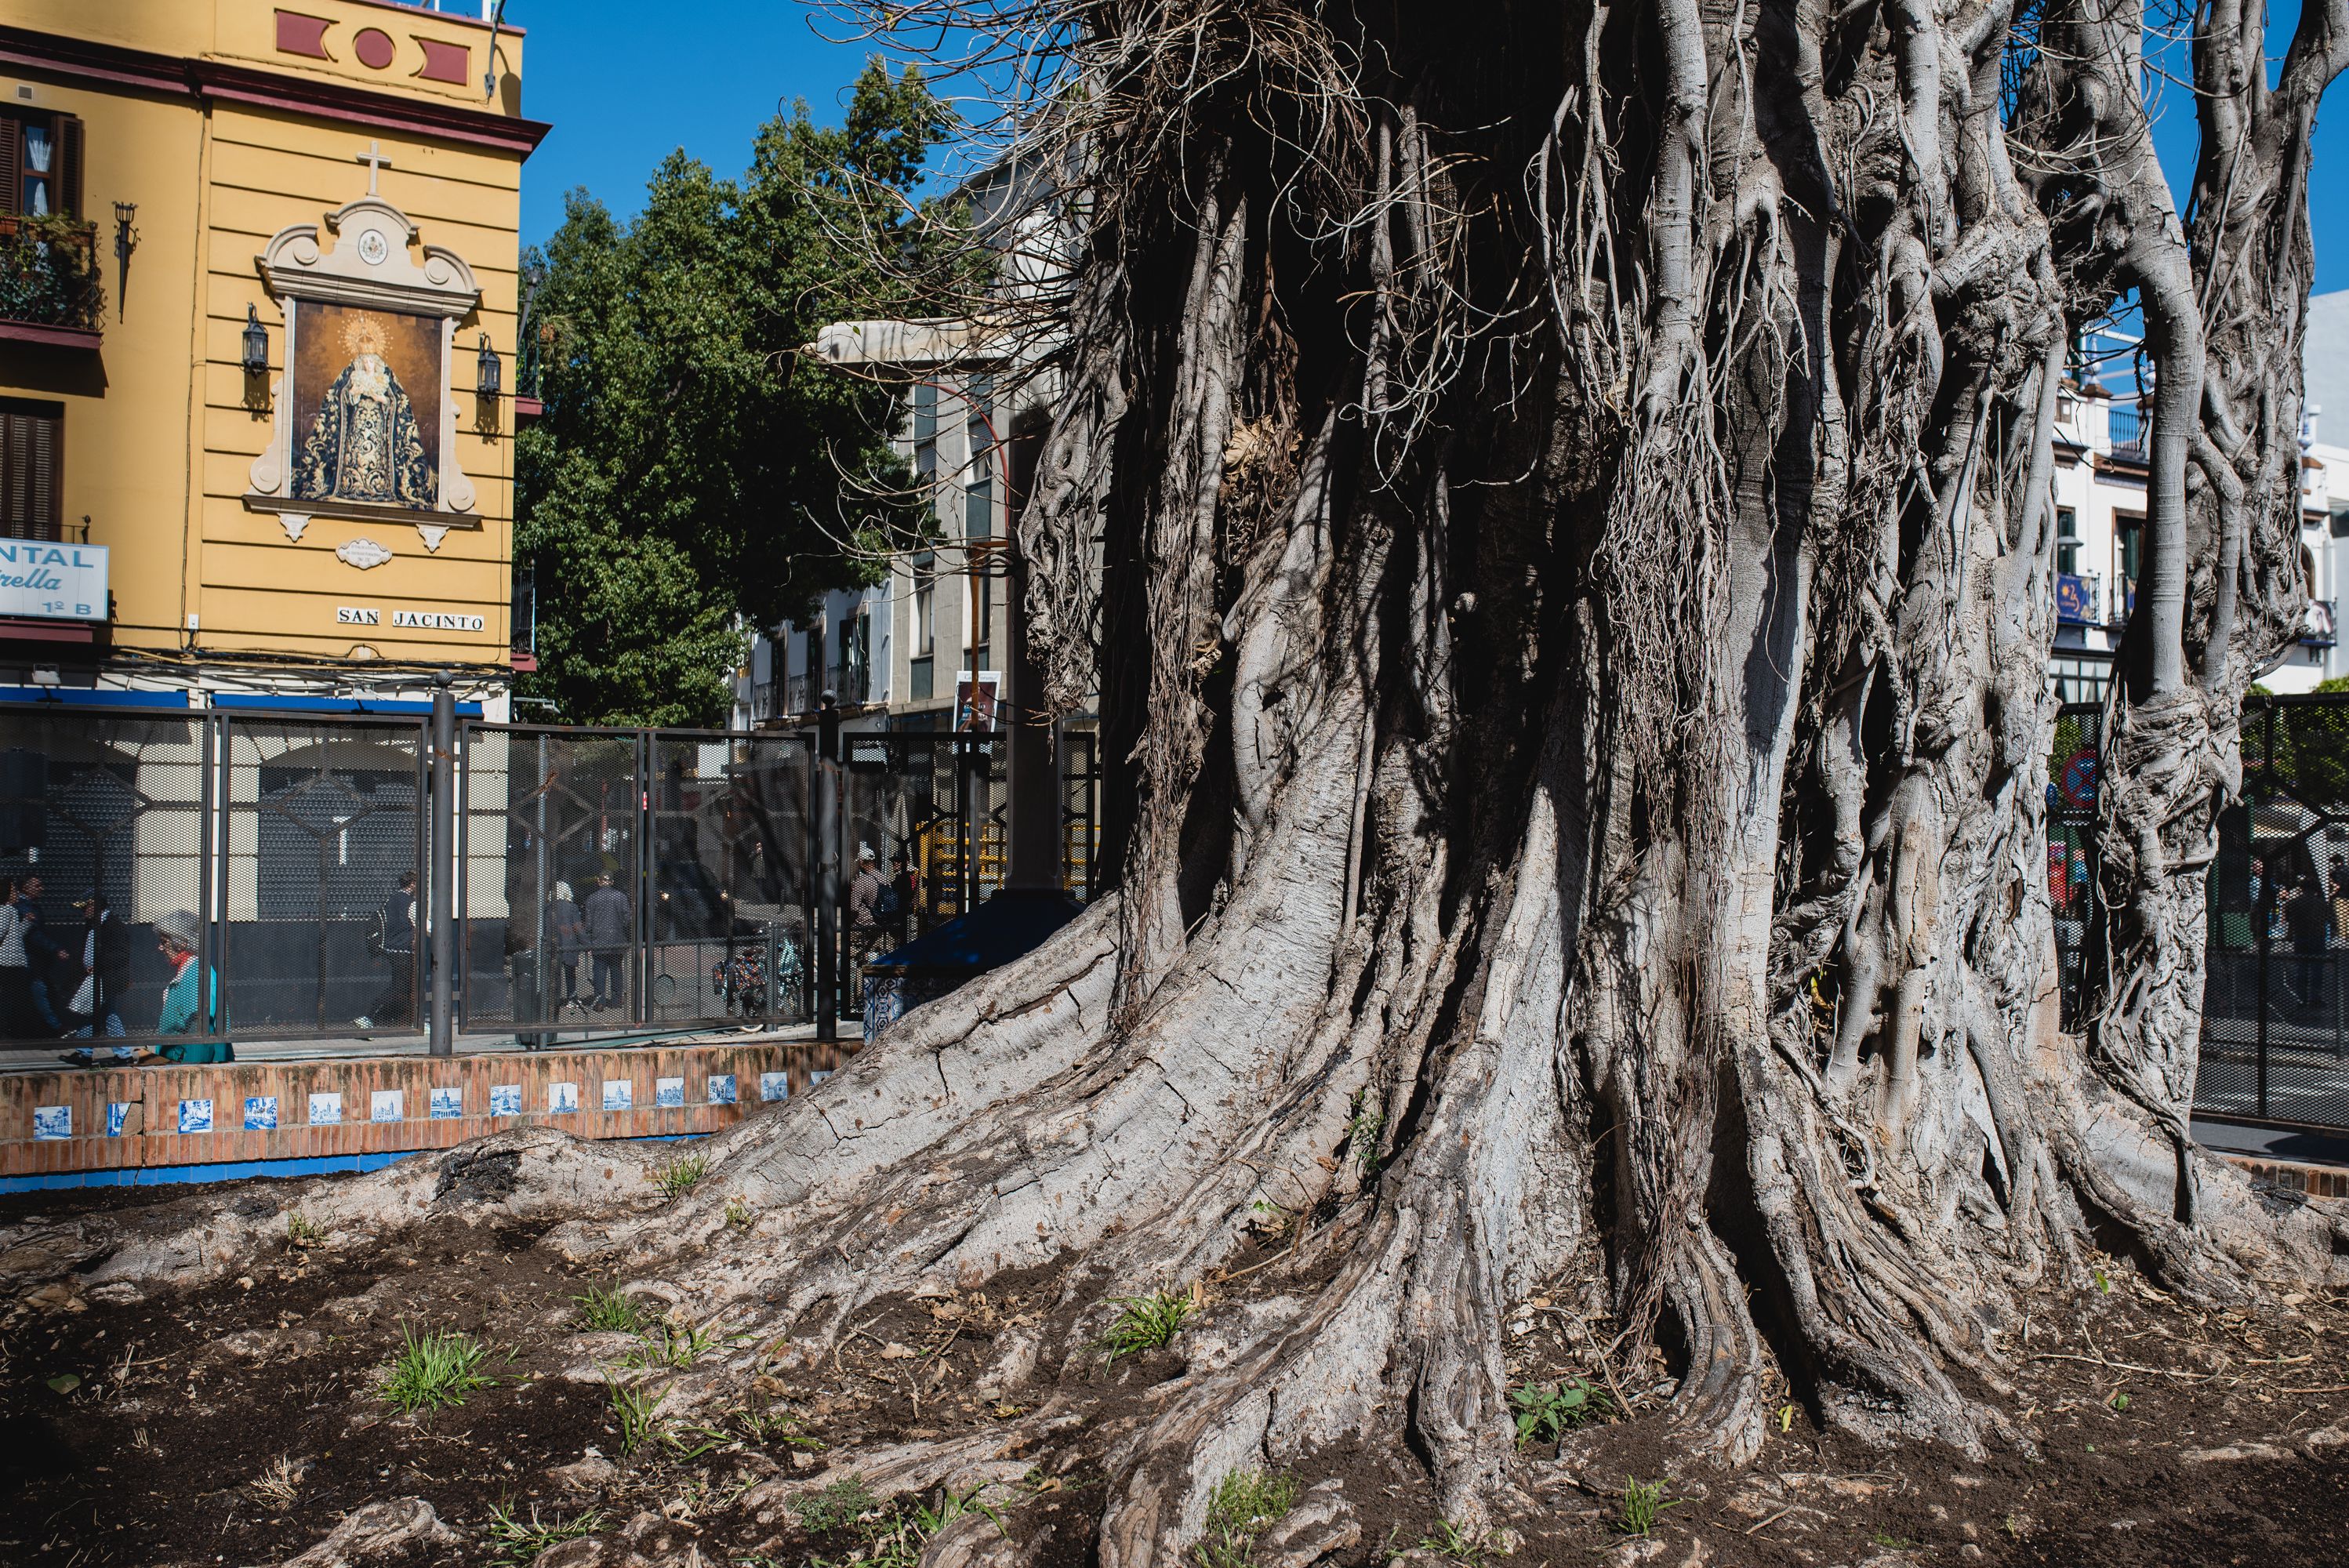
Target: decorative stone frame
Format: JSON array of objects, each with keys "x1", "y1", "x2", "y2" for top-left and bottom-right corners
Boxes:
[{"x1": 245, "y1": 194, "x2": 482, "y2": 554}]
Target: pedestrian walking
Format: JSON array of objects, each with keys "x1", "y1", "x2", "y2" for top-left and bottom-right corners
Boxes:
[
  {"x1": 355, "y1": 871, "x2": 418, "y2": 1030},
  {"x1": 549, "y1": 880, "x2": 584, "y2": 1007},
  {"x1": 583, "y1": 873, "x2": 631, "y2": 1011}
]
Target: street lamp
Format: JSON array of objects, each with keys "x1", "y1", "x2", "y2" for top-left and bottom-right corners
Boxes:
[{"x1": 241, "y1": 304, "x2": 270, "y2": 373}]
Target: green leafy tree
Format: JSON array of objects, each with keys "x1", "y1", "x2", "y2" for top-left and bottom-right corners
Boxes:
[{"x1": 515, "y1": 61, "x2": 950, "y2": 725}]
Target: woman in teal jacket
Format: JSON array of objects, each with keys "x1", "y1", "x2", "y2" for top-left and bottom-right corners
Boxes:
[{"x1": 148, "y1": 909, "x2": 231, "y2": 1063}]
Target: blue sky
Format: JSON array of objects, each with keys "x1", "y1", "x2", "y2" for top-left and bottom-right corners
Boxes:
[
  {"x1": 508, "y1": 1, "x2": 900, "y2": 246},
  {"x1": 507, "y1": 1, "x2": 2348, "y2": 292}
]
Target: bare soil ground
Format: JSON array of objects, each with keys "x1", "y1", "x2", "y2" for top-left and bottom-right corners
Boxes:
[{"x1": 6, "y1": 1169, "x2": 2349, "y2": 1567}]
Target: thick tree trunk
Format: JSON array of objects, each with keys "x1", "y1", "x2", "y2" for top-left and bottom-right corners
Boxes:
[{"x1": 29, "y1": 1, "x2": 2349, "y2": 1559}]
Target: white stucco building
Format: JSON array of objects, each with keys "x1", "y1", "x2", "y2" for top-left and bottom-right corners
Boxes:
[{"x1": 2048, "y1": 307, "x2": 2347, "y2": 706}]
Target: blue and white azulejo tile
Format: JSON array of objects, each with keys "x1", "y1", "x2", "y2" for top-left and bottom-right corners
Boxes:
[
  {"x1": 759, "y1": 1071, "x2": 789, "y2": 1102},
  {"x1": 370, "y1": 1089, "x2": 403, "y2": 1123},
  {"x1": 429, "y1": 1087, "x2": 463, "y2": 1120},
  {"x1": 33, "y1": 1104, "x2": 70, "y2": 1141},
  {"x1": 706, "y1": 1073, "x2": 737, "y2": 1105},
  {"x1": 490, "y1": 1083, "x2": 522, "y2": 1116},
  {"x1": 602, "y1": 1079, "x2": 633, "y2": 1112},
  {"x1": 655, "y1": 1076, "x2": 684, "y2": 1109},
  {"x1": 549, "y1": 1080, "x2": 579, "y2": 1113},
  {"x1": 178, "y1": 1098, "x2": 213, "y2": 1134},
  {"x1": 244, "y1": 1095, "x2": 278, "y2": 1131},
  {"x1": 309, "y1": 1091, "x2": 343, "y2": 1126}
]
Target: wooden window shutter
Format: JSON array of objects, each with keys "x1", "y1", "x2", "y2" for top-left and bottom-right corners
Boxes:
[
  {"x1": 56, "y1": 114, "x2": 84, "y2": 219},
  {"x1": 0, "y1": 117, "x2": 20, "y2": 218},
  {"x1": 0, "y1": 402, "x2": 64, "y2": 543}
]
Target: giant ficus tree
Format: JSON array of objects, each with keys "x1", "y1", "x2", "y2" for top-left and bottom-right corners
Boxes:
[{"x1": 71, "y1": 0, "x2": 2349, "y2": 1560}]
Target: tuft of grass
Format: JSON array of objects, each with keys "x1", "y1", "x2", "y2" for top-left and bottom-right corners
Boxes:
[
  {"x1": 623, "y1": 1316, "x2": 727, "y2": 1370},
  {"x1": 1616, "y1": 1477, "x2": 1677, "y2": 1537},
  {"x1": 2111, "y1": 1389, "x2": 2131, "y2": 1412},
  {"x1": 377, "y1": 1325, "x2": 496, "y2": 1417},
  {"x1": 1417, "y1": 1519, "x2": 1500, "y2": 1564},
  {"x1": 285, "y1": 1212, "x2": 327, "y2": 1247},
  {"x1": 605, "y1": 1375, "x2": 667, "y2": 1455},
  {"x1": 793, "y1": 1473, "x2": 880, "y2": 1533},
  {"x1": 572, "y1": 1283, "x2": 651, "y2": 1334},
  {"x1": 1509, "y1": 1377, "x2": 1613, "y2": 1447},
  {"x1": 740, "y1": 1406, "x2": 825, "y2": 1450},
  {"x1": 1097, "y1": 1289, "x2": 1196, "y2": 1362},
  {"x1": 725, "y1": 1196, "x2": 755, "y2": 1232},
  {"x1": 1194, "y1": 1468, "x2": 1300, "y2": 1567},
  {"x1": 1346, "y1": 1091, "x2": 1385, "y2": 1174},
  {"x1": 485, "y1": 1502, "x2": 604, "y2": 1566},
  {"x1": 652, "y1": 1152, "x2": 710, "y2": 1200}
]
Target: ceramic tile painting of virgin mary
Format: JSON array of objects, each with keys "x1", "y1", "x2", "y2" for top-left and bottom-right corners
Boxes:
[{"x1": 291, "y1": 304, "x2": 441, "y2": 508}]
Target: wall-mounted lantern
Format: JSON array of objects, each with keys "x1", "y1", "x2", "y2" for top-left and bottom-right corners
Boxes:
[
  {"x1": 241, "y1": 304, "x2": 270, "y2": 374},
  {"x1": 112, "y1": 201, "x2": 137, "y2": 321},
  {"x1": 476, "y1": 332, "x2": 502, "y2": 398}
]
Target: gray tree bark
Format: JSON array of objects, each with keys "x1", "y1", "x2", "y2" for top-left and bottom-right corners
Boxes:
[{"x1": 24, "y1": 2, "x2": 2349, "y2": 1561}]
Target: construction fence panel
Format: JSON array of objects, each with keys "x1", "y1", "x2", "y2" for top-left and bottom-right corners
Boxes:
[
  {"x1": 2199, "y1": 696, "x2": 2349, "y2": 1130},
  {"x1": 0, "y1": 706, "x2": 214, "y2": 1047},
  {"x1": 222, "y1": 714, "x2": 427, "y2": 1040}
]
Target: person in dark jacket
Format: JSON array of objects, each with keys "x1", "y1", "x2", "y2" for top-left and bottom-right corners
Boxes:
[
  {"x1": 548, "y1": 880, "x2": 584, "y2": 1006},
  {"x1": 2289, "y1": 867, "x2": 2333, "y2": 1015},
  {"x1": 55, "y1": 890, "x2": 133, "y2": 1064},
  {"x1": 356, "y1": 871, "x2": 418, "y2": 1030},
  {"x1": 583, "y1": 873, "x2": 631, "y2": 1011},
  {"x1": 70, "y1": 887, "x2": 131, "y2": 1033}
]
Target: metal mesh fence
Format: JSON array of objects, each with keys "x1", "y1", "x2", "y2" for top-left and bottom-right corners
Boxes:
[
  {"x1": 2049, "y1": 706, "x2": 2102, "y2": 1033},
  {"x1": 458, "y1": 726, "x2": 639, "y2": 1036},
  {"x1": 224, "y1": 716, "x2": 423, "y2": 1037},
  {"x1": 644, "y1": 732, "x2": 812, "y2": 1029},
  {"x1": 0, "y1": 706, "x2": 210, "y2": 1047},
  {"x1": 2049, "y1": 694, "x2": 2349, "y2": 1133},
  {"x1": 2197, "y1": 696, "x2": 2349, "y2": 1129},
  {"x1": 0, "y1": 702, "x2": 1101, "y2": 1053}
]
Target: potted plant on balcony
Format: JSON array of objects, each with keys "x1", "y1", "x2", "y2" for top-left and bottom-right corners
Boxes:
[{"x1": 0, "y1": 212, "x2": 105, "y2": 341}]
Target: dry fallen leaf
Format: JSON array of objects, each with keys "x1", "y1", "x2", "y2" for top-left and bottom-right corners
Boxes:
[{"x1": 879, "y1": 1342, "x2": 917, "y2": 1360}]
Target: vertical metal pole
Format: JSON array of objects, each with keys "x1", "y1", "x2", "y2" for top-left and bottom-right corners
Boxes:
[
  {"x1": 198, "y1": 712, "x2": 217, "y2": 1040},
  {"x1": 815, "y1": 697, "x2": 840, "y2": 1040},
  {"x1": 429, "y1": 674, "x2": 456, "y2": 1058},
  {"x1": 456, "y1": 721, "x2": 470, "y2": 1033},
  {"x1": 957, "y1": 737, "x2": 975, "y2": 914},
  {"x1": 636, "y1": 730, "x2": 651, "y2": 1026},
  {"x1": 535, "y1": 731, "x2": 549, "y2": 1044},
  {"x1": 2257, "y1": 699, "x2": 2272, "y2": 1120}
]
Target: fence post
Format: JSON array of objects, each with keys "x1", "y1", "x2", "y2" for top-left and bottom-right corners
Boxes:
[
  {"x1": 2257, "y1": 699, "x2": 2272, "y2": 1120},
  {"x1": 199, "y1": 713, "x2": 219, "y2": 1042},
  {"x1": 815, "y1": 697, "x2": 840, "y2": 1041},
  {"x1": 429, "y1": 675, "x2": 456, "y2": 1058}
]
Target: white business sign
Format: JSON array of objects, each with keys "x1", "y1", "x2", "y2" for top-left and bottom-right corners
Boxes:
[{"x1": 0, "y1": 543, "x2": 107, "y2": 622}]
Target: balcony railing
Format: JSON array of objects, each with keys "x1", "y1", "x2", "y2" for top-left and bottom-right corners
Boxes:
[
  {"x1": 2056, "y1": 572, "x2": 2101, "y2": 626},
  {"x1": 827, "y1": 659, "x2": 871, "y2": 707},
  {"x1": 2108, "y1": 403, "x2": 2147, "y2": 462},
  {"x1": 0, "y1": 216, "x2": 103, "y2": 343}
]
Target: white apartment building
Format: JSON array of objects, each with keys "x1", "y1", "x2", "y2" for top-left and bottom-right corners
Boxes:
[
  {"x1": 2048, "y1": 304, "x2": 2348, "y2": 706},
  {"x1": 735, "y1": 361, "x2": 1021, "y2": 736}
]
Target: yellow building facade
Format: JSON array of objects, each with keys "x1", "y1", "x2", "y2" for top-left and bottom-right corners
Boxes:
[{"x1": 0, "y1": 0, "x2": 543, "y2": 714}]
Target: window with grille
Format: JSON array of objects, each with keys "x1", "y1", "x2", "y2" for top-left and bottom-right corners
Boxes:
[{"x1": 0, "y1": 399, "x2": 64, "y2": 541}]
